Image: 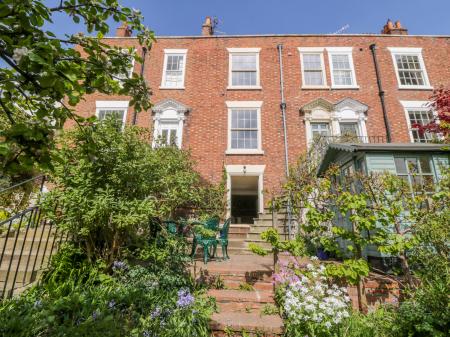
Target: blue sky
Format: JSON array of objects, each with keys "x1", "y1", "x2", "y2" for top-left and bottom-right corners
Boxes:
[{"x1": 47, "y1": 0, "x2": 450, "y2": 36}]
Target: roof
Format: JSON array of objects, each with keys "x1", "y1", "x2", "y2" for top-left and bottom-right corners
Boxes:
[
  {"x1": 105, "y1": 33, "x2": 450, "y2": 40},
  {"x1": 317, "y1": 142, "x2": 449, "y2": 176}
]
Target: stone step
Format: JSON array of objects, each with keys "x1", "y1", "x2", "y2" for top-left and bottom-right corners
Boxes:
[
  {"x1": 208, "y1": 289, "x2": 275, "y2": 304},
  {"x1": 210, "y1": 312, "x2": 283, "y2": 336},
  {"x1": 216, "y1": 301, "x2": 265, "y2": 313},
  {"x1": 0, "y1": 268, "x2": 43, "y2": 283},
  {"x1": 0, "y1": 250, "x2": 53, "y2": 269},
  {"x1": 0, "y1": 234, "x2": 59, "y2": 252},
  {"x1": 229, "y1": 225, "x2": 251, "y2": 234},
  {"x1": 222, "y1": 279, "x2": 273, "y2": 291}
]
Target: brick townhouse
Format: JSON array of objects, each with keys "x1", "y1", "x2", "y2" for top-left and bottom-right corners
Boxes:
[{"x1": 71, "y1": 18, "x2": 450, "y2": 225}]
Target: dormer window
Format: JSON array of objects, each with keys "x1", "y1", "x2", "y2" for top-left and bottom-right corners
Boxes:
[{"x1": 152, "y1": 99, "x2": 190, "y2": 148}]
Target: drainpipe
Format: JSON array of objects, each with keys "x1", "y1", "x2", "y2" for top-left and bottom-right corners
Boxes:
[
  {"x1": 277, "y1": 44, "x2": 293, "y2": 239},
  {"x1": 370, "y1": 44, "x2": 392, "y2": 143},
  {"x1": 132, "y1": 46, "x2": 148, "y2": 125}
]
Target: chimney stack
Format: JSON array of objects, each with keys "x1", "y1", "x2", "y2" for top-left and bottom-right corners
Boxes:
[
  {"x1": 381, "y1": 19, "x2": 408, "y2": 35},
  {"x1": 201, "y1": 17, "x2": 214, "y2": 36},
  {"x1": 116, "y1": 22, "x2": 132, "y2": 37}
]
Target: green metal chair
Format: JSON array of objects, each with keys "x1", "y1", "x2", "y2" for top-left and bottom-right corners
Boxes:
[
  {"x1": 216, "y1": 218, "x2": 231, "y2": 260},
  {"x1": 190, "y1": 217, "x2": 220, "y2": 264},
  {"x1": 163, "y1": 220, "x2": 178, "y2": 235}
]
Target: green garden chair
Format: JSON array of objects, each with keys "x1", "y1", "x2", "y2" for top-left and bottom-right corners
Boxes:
[
  {"x1": 190, "y1": 217, "x2": 220, "y2": 264},
  {"x1": 216, "y1": 218, "x2": 231, "y2": 260},
  {"x1": 163, "y1": 220, "x2": 178, "y2": 235}
]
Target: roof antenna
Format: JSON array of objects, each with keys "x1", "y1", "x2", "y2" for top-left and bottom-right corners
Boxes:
[
  {"x1": 212, "y1": 17, "x2": 227, "y2": 35},
  {"x1": 332, "y1": 24, "x2": 350, "y2": 34}
]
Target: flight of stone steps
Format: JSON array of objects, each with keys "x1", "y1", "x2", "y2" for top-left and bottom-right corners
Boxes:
[
  {"x1": 192, "y1": 254, "x2": 283, "y2": 336},
  {"x1": 0, "y1": 224, "x2": 59, "y2": 298},
  {"x1": 227, "y1": 209, "x2": 293, "y2": 254}
]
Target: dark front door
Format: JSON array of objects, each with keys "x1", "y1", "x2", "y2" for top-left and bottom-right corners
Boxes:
[{"x1": 231, "y1": 195, "x2": 258, "y2": 224}]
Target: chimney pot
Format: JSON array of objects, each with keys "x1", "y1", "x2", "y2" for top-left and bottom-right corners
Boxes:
[
  {"x1": 201, "y1": 16, "x2": 214, "y2": 36},
  {"x1": 116, "y1": 22, "x2": 132, "y2": 37},
  {"x1": 381, "y1": 19, "x2": 408, "y2": 35}
]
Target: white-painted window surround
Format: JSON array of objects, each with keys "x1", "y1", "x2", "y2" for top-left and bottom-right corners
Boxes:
[
  {"x1": 298, "y1": 47, "x2": 327, "y2": 88},
  {"x1": 400, "y1": 100, "x2": 436, "y2": 143},
  {"x1": 160, "y1": 49, "x2": 187, "y2": 89},
  {"x1": 152, "y1": 99, "x2": 189, "y2": 148},
  {"x1": 302, "y1": 98, "x2": 368, "y2": 146},
  {"x1": 95, "y1": 100, "x2": 129, "y2": 128},
  {"x1": 226, "y1": 101, "x2": 263, "y2": 154},
  {"x1": 326, "y1": 47, "x2": 358, "y2": 89},
  {"x1": 388, "y1": 48, "x2": 431, "y2": 90},
  {"x1": 227, "y1": 48, "x2": 261, "y2": 89}
]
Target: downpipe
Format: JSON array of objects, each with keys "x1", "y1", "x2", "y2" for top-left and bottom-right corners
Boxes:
[{"x1": 277, "y1": 44, "x2": 293, "y2": 240}]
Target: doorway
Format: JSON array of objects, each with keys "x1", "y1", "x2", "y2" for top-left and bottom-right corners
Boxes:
[{"x1": 230, "y1": 175, "x2": 259, "y2": 224}]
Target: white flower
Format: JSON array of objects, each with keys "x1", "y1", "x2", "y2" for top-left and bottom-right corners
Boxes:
[
  {"x1": 324, "y1": 321, "x2": 332, "y2": 328},
  {"x1": 12, "y1": 47, "x2": 29, "y2": 63},
  {"x1": 306, "y1": 263, "x2": 314, "y2": 270},
  {"x1": 311, "y1": 256, "x2": 319, "y2": 261}
]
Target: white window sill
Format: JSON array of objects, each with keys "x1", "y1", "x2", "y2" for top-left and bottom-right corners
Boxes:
[
  {"x1": 398, "y1": 86, "x2": 433, "y2": 91},
  {"x1": 330, "y1": 85, "x2": 360, "y2": 90},
  {"x1": 159, "y1": 86, "x2": 185, "y2": 90},
  {"x1": 302, "y1": 85, "x2": 330, "y2": 90},
  {"x1": 227, "y1": 86, "x2": 262, "y2": 90},
  {"x1": 225, "y1": 149, "x2": 264, "y2": 155}
]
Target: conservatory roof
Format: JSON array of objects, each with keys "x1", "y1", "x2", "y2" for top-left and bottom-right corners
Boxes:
[{"x1": 317, "y1": 143, "x2": 449, "y2": 176}]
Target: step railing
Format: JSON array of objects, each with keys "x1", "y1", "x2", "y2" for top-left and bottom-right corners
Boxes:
[{"x1": 0, "y1": 176, "x2": 67, "y2": 299}]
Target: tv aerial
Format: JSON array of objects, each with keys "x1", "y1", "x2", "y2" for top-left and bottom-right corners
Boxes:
[{"x1": 332, "y1": 24, "x2": 350, "y2": 35}]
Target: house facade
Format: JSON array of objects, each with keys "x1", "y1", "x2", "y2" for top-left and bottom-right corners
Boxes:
[{"x1": 70, "y1": 18, "x2": 450, "y2": 223}]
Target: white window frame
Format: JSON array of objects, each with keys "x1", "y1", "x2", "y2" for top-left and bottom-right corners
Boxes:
[
  {"x1": 298, "y1": 47, "x2": 328, "y2": 89},
  {"x1": 227, "y1": 48, "x2": 262, "y2": 90},
  {"x1": 326, "y1": 47, "x2": 358, "y2": 89},
  {"x1": 400, "y1": 100, "x2": 437, "y2": 143},
  {"x1": 95, "y1": 100, "x2": 129, "y2": 129},
  {"x1": 226, "y1": 101, "x2": 263, "y2": 155},
  {"x1": 388, "y1": 47, "x2": 432, "y2": 90},
  {"x1": 160, "y1": 49, "x2": 188, "y2": 89}
]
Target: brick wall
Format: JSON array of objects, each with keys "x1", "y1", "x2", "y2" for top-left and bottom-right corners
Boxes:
[{"x1": 69, "y1": 33, "x2": 450, "y2": 203}]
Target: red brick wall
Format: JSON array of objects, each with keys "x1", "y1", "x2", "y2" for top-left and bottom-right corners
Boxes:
[{"x1": 70, "y1": 34, "x2": 450, "y2": 203}]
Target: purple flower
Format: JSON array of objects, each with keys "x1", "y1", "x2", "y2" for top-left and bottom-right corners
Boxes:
[
  {"x1": 112, "y1": 260, "x2": 128, "y2": 271},
  {"x1": 150, "y1": 306, "x2": 161, "y2": 319},
  {"x1": 108, "y1": 300, "x2": 116, "y2": 309},
  {"x1": 176, "y1": 288, "x2": 195, "y2": 308},
  {"x1": 34, "y1": 300, "x2": 42, "y2": 309},
  {"x1": 142, "y1": 331, "x2": 150, "y2": 337},
  {"x1": 92, "y1": 310, "x2": 100, "y2": 320}
]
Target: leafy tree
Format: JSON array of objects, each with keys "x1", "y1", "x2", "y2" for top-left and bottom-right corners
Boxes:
[
  {"x1": 42, "y1": 119, "x2": 225, "y2": 264},
  {"x1": 0, "y1": 0, "x2": 154, "y2": 176},
  {"x1": 414, "y1": 87, "x2": 450, "y2": 142}
]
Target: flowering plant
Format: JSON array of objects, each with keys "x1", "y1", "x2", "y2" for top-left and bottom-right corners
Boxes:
[{"x1": 275, "y1": 257, "x2": 351, "y2": 336}]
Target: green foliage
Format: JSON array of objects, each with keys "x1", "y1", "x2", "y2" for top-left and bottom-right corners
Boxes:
[
  {"x1": 41, "y1": 120, "x2": 225, "y2": 264},
  {"x1": 0, "y1": 237, "x2": 213, "y2": 337},
  {"x1": 238, "y1": 283, "x2": 254, "y2": 291},
  {"x1": 325, "y1": 259, "x2": 370, "y2": 285},
  {"x1": 260, "y1": 303, "x2": 279, "y2": 316},
  {"x1": 0, "y1": 0, "x2": 154, "y2": 175},
  {"x1": 250, "y1": 228, "x2": 307, "y2": 258}
]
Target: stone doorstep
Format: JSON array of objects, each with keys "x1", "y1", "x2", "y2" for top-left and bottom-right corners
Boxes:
[
  {"x1": 216, "y1": 301, "x2": 266, "y2": 313},
  {"x1": 210, "y1": 312, "x2": 283, "y2": 335},
  {"x1": 229, "y1": 225, "x2": 251, "y2": 234},
  {"x1": 208, "y1": 289, "x2": 275, "y2": 304}
]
